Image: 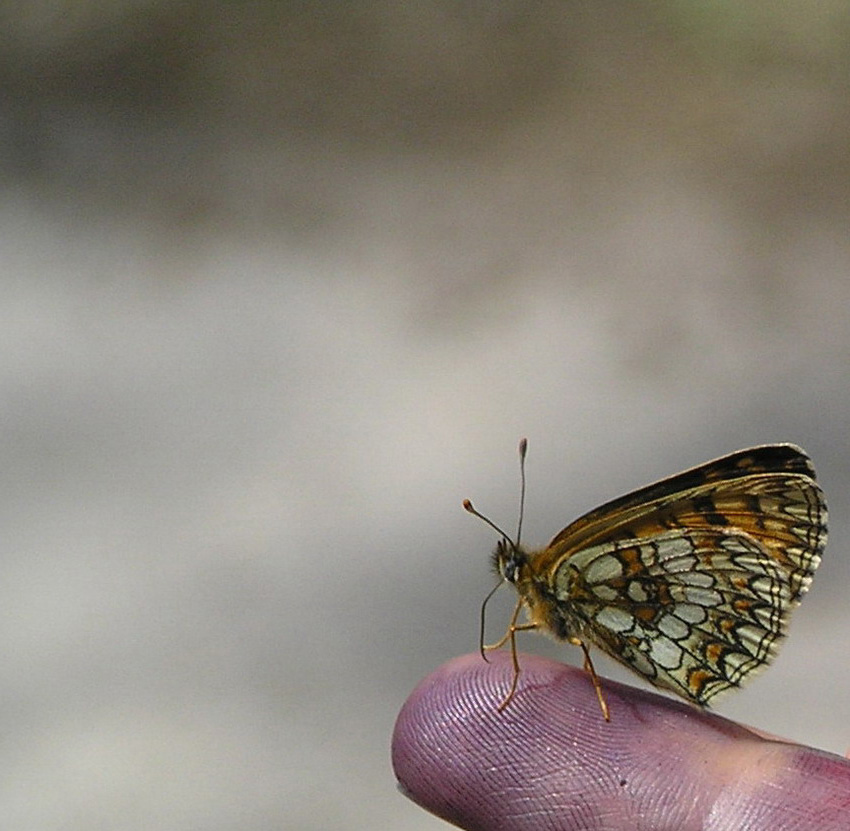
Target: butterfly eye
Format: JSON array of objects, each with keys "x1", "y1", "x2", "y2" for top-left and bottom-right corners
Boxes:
[
  {"x1": 500, "y1": 547, "x2": 527, "y2": 583},
  {"x1": 493, "y1": 539, "x2": 515, "y2": 581}
]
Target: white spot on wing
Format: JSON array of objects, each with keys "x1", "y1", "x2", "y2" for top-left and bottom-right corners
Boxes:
[
  {"x1": 649, "y1": 636, "x2": 683, "y2": 670},
  {"x1": 583, "y1": 554, "x2": 624, "y2": 584},
  {"x1": 658, "y1": 614, "x2": 689, "y2": 640},
  {"x1": 676, "y1": 571, "x2": 716, "y2": 588},
  {"x1": 683, "y1": 587, "x2": 723, "y2": 607},
  {"x1": 591, "y1": 585, "x2": 619, "y2": 601},
  {"x1": 595, "y1": 606, "x2": 634, "y2": 633},
  {"x1": 674, "y1": 604, "x2": 707, "y2": 624},
  {"x1": 655, "y1": 535, "x2": 695, "y2": 561}
]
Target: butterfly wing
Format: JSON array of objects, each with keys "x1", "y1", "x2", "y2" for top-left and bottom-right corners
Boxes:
[
  {"x1": 552, "y1": 528, "x2": 796, "y2": 704},
  {"x1": 539, "y1": 444, "x2": 826, "y2": 603}
]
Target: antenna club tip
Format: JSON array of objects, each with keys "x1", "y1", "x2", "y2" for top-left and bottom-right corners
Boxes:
[
  {"x1": 462, "y1": 498, "x2": 474, "y2": 512},
  {"x1": 519, "y1": 437, "x2": 528, "y2": 457}
]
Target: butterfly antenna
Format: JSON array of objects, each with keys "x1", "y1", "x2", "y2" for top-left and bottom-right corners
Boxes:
[
  {"x1": 516, "y1": 438, "x2": 528, "y2": 546},
  {"x1": 462, "y1": 499, "x2": 514, "y2": 546}
]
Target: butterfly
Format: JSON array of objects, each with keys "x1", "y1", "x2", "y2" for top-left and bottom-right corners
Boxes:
[{"x1": 464, "y1": 441, "x2": 827, "y2": 720}]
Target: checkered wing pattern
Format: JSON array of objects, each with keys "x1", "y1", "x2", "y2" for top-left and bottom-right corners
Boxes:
[{"x1": 542, "y1": 444, "x2": 827, "y2": 704}]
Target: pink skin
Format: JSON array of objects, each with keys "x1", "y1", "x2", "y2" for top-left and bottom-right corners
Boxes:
[{"x1": 392, "y1": 653, "x2": 850, "y2": 830}]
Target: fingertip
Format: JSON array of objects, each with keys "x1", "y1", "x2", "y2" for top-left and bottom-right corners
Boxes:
[
  {"x1": 391, "y1": 653, "x2": 663, "y2": 828},
  {"x1": 391, "y1": 654, "x2": 504, "y2": 826}
]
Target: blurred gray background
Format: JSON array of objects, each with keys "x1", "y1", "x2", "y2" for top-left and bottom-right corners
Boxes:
[{"x1": 2, "y1": 2, "x2": 849, "y2": 829}]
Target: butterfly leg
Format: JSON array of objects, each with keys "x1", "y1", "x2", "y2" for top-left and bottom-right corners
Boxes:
[
  {"x1": 483, "y1": 598, "x2": 534, "y2": 652},
  {"x1": 483, "y1": 598, "x2": 539, "y2": 711},
  {"x1": 484, "y1": 621, "x2": 538, "y2": 651},
  {"x1": 569, "y1": 638, "x2": 610, "y2": 721},
  {"x1": 496, "y1": 621, "x2": 538, "y2": 711}
]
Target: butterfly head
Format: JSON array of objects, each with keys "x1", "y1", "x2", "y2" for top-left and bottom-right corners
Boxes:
[
  {"x1": 463, "y1": 497, "x2": 528, "y2": 584},
  {"x1": 492, "y1": 537, "x2": 528, "y2": 585}
]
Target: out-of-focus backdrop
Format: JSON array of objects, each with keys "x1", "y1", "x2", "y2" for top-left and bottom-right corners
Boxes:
[{"x1": 2, "y1": 3, "x2": 849, "y2": 829}]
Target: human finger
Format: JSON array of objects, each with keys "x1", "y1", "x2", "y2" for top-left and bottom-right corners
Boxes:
[{"x1": 392, "y1": 652, "x2": 850, "y2": 830}]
